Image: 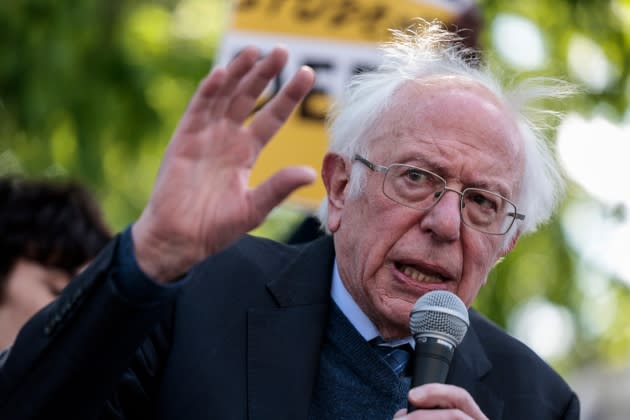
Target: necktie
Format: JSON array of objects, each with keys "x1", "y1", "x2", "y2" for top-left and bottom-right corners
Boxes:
[{"x1": 370, "y1": 337, "x2": 413, "y2": 377}]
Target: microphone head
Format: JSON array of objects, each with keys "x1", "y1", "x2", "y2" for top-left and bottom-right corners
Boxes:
[{"x1": 409, "y1": 290, "x2": 470, "y2": 348}]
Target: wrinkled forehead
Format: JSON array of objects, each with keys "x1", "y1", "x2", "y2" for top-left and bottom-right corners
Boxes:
[
  {"x1": 391, "y1": 75, "x2": 514, "y2": 128},
  {"x1": 368, "y1": 75, "x2": 523, "y2": 160}
]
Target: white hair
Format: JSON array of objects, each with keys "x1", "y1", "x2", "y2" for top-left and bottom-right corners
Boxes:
[{"x1": 316, "y1": 20, "x2": 574, "y2": 247}]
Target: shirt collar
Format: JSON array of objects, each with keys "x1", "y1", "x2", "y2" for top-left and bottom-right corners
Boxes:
[{"x1": 331, "y1": 259, "x2": 414, "y2": 348}]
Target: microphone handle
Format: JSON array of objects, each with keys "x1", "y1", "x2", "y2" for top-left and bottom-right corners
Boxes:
[{"x1": 407, "y1": 337, "x2": 455, "y2": 413}]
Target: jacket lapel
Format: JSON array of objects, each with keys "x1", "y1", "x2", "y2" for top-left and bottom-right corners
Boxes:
[
  {"x1": 448, "y1": 312, "x2": 504, "y2": 419},
  {"x1": 247, "y1": 236, "x2": 335, "y2": 420}
]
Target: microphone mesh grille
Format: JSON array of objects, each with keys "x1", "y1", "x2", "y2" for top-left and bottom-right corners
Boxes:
[{"x1": 409, "y1": 291, "x2": 470, "y2": 346}]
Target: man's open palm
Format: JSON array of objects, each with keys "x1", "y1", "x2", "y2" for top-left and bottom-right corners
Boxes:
[{"x1": 132, "y1": 47, "x2": 316, "y2": 282}]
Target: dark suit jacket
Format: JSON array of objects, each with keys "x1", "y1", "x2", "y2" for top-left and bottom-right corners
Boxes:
[{"x1": 0, "y1": 234, "x2": 579, "y2": 419}]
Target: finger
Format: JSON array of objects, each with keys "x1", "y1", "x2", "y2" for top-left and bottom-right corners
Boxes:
[
  {"x1": 249, "y1": 166, "x2": 316, "y2": 222},
  {"x1": 248, "y1": 65, "x2": 315, "y2": 149},
  {"x1": 392, "y1": 408, "x2": 471, "y2": 420},
  {"x1": 393, "y1": 408, "x2": 408, "y2": 418},
  {"x1": 173, "y1": 67, "x2": 228, "y2": 136},
  {"x1": 189, "y1": 46, "x2": 260, "y2": 116},
  {"x1": 185, "y1": 67, "x2": 228, "y2": 116},
  {"x1": 226, "y1": 46, "x2": 290, "y2": 123},
  {"x1": 408, "y1": 384, "x2": 488, "y2": 420},
  {"x1": 406, "y1": 409, "x2": 474, "y2": 419}
]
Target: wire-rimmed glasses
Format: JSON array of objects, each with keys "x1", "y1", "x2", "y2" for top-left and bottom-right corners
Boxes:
[{"x1": 353, "y1": 154, "x2": 525, "y2": 235}]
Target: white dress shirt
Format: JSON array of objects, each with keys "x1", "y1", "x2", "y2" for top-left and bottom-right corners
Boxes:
[{"x1": 330, "y1": 260, "x2": 414, "y2": 348}]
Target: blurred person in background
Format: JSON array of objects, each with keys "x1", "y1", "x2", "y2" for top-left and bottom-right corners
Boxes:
[{"x1": 0, "y1": 177, "x2": 112, "y2": 349}]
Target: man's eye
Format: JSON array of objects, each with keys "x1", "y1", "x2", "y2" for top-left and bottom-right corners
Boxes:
[
  {"x1": 471, "y1": 193, "x2": 498, "y2": 211},
  {"x1": 405, "y1": 169, "x2": 426, "y2": 183}
]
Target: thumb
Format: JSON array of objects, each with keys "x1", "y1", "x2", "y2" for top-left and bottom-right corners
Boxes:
[{"x1": 250, "y1": 166, "x2": 316, "y2": 217}]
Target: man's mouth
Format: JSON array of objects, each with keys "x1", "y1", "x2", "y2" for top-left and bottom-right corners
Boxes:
[{"x1": 395, "y1": 262, "x2": 450, "y2": 283}]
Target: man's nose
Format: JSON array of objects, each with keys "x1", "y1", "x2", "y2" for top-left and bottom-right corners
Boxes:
[{"x1": 419, "y1": 189, "x2": 462, "y2": 241}]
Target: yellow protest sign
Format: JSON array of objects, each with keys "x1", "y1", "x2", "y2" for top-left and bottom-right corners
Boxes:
[{"x1": 217, "y1": 0, "x2": 475, "y2": 208}]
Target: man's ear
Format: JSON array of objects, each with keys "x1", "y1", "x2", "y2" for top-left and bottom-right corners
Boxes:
[{"x1": 322, "y1": 153, "x2": 350, "y2": 233}]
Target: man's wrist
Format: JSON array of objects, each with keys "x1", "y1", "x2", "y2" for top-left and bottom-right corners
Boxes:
[
  {"x1": 116, "y1": 226, "x2": 186, "y2": 302},
  {"x1": 131, "y1": 219, "x2": 191, "y2": 283}
]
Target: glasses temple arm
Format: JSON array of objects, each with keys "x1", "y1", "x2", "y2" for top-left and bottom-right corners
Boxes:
[{"x1": 508, "y1": 212, "x2": 526, "y2": 220}]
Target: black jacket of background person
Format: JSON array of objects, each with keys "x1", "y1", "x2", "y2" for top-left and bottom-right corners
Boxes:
[{"x1": 0, "y1": 232, "x2": 579, "y2": 419}]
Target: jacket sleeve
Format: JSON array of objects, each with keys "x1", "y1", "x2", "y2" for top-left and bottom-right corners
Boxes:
[
  {"x1": 0, "y1": 232, "x2": 180, "y2": 420},
  {"x1": 561, "y1": 391, "x2": 580, "y2": 420}
]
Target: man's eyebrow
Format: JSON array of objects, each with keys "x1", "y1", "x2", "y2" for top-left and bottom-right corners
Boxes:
[
  {"x1": 467, "y1": 179, "x2": 513, "y2": 197},
  {"x1": 405, "y1": 158, "x2": 453, "y2": 180},
  {"x1": 402, "y1": 156, "x2": 442, "y2": 171},
  {"x1": 419, "y1": 160, "x2": 513, "y2": 196}
]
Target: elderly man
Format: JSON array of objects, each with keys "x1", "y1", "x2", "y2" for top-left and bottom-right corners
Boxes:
[{"x1": 0, "y1": 23, "x2": 578, "y2": 419}]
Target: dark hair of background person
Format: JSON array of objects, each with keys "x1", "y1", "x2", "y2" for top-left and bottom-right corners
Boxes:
[{"x1": 0, "y1": 176, "x2": 112, "y2": 289}]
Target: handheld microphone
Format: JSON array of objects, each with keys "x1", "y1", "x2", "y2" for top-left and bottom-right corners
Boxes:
[{"x1": 407, "y1": 290, "x2": 469, "y2": 412}]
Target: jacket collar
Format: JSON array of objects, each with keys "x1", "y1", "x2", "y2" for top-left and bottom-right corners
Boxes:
[
  {"x1": 265, "y1": 234, "x2": 335, "y2": 307},
  {"x1": 247, "y1": 235, "x2": 335, "y2": 420}
]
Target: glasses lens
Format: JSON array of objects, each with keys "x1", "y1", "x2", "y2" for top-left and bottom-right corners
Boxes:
[
  {"x1": 461, "y1": 188, "x2": 516, "y2": 234},
  {"x1": 383, "y1": 164, "x2": 445, "y2": 210}
]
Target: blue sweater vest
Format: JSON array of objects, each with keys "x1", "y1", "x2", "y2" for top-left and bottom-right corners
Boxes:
[{"x1": 308, "y1": 302, "x2": 410, "y2": 419}]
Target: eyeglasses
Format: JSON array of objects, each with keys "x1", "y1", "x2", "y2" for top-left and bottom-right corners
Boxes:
[{"x1": 353, "y1": 154, "x2": 525, "y2": 235}]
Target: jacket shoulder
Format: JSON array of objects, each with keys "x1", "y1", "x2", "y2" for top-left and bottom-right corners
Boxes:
[
  {"x1": 193, "y1": 235, "x2": 308, "y2": 283},
  {"x1": 469, "y1": 309, "x2": 579, "y2": 419},
  {"x1": 470, "y1": 309, "x2": 560, "y2": 378}
]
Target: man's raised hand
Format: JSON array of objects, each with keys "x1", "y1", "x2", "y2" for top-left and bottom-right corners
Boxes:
[{"x1": 132, "y1": 46, "x2": 316, "y2": 282}]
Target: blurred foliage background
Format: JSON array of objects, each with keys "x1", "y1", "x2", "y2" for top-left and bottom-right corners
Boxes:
[{"x1": 2, "y1": 0, "x2": 630, "y2": 415}]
